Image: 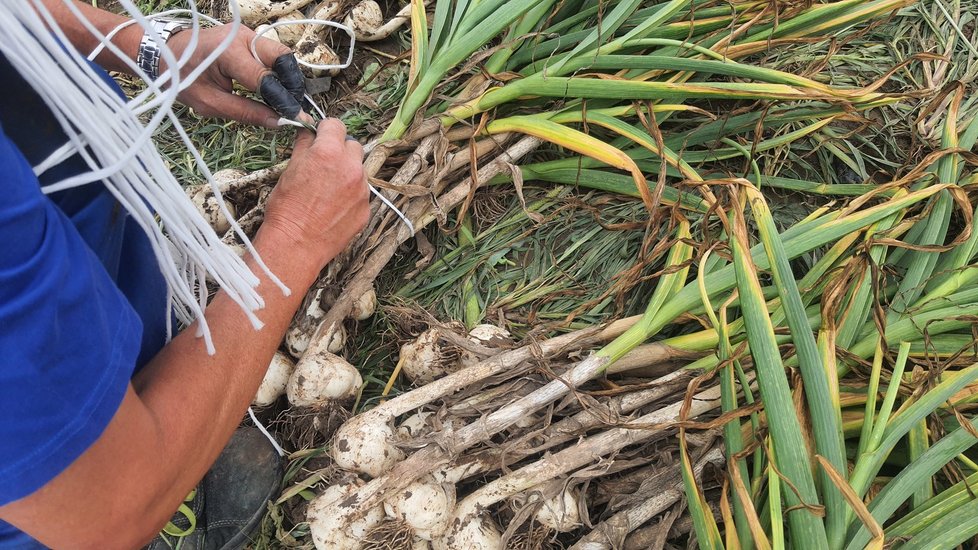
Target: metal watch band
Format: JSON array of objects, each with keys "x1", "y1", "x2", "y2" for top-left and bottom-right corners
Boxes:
[{"x1": 135, "y1": 18, "x2": 191, "y2": 82}]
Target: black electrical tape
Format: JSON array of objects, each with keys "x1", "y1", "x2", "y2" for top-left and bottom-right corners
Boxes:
[
  {"x1": 259, "y1": 73, "x2": 301, "y2": 120},
  {"x1": 272, "y1": 54, "x2": 306, "y2": 103}
]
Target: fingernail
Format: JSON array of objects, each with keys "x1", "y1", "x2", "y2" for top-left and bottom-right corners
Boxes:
[{"x1": 265, "y1": 116, "x2": 281, "y2": 129}]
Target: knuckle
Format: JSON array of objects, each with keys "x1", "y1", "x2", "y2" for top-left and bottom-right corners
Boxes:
[
  {"x1": 348, "y1": 162, "x2": 365, "y2": 182},
  {"x1": 320, "y1": 118, "x2": 346, "y2": 134},
  {"x1": 309, "y1": 139, "x2": 342, "y2": 160},
  {"x1": 237, "y1": 26, "x2": 257, "y2": 40}
]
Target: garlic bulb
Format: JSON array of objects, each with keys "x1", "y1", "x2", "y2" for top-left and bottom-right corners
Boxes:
[
  {"x1": 227, "y1": 242, "x2": 248, "y2": 258},
  {"x1": 254, "y1": 23, "x2": 281, "y2": 44},
  {"x1": 459, "y1": 324, "x2": 512, "y2": 367},
  {"x1": 305, "y1": 0, "x2": 342, "y2": 28},
  {"x1": 433, "y1": 514, "x2": 502, "y2": 550},
  {"x1": 284, "y1": 288, "x2": 328, "y2": 358},
  {"x1": 286, "y1": 323, "x2": 343, "y2": 359},
  {"x1": 253, "y1": 351, "x2": 295, "y2": 407},
  {"x1": 350, "y1": 287, "x2": 378, "y2": 321},
  {"x1": 274, "y1": 10, "x2": 306, "y2": 47},
  {"x1": 344, "y1": 0, "x2": 383, "y2": 40},
  {"x1": 346, "y1": 2, "x2": 412, "y2": 42},
  {"x1": 291, "y1": 1, "x2": 344, "y2": 76},
  {"x1": 188, "y1": 168, "x2": 245, "y2": 235},
  {"x1": 237, "y1": 0, "x2": 317, "y2": 26},
  {"x1": 399, "y1": 328, "x2": 458, "y2": 385},
  {"x1": 294, "y1": 38, "x2": 341, "y2": 77},
  {"x1": 396, "y1": 410, "x2": 434, "y2": 440},
  {"x1": 397, "y1": 411, "x2": 466, "y2": 442},
  {"x1": 384, "y1": 475, "x2": 456, "y2": 540},
  {"x1": 286, "y1": 350, "x2": 362, "y2": 407},
  {"x1": 326, "y1": 323, "x2": 347, "y2": 354},
  {"x1": 533, "y1": 489, "x2": 582, "y2": 532},
  {"x1": 332, "y1": 414, "x2": 404, "y2": 478},
  {"x1": 308, "y1": 475, "x2": 385, "y2": 550},
  {"x1": 285, "y1": 325, "x2": 310, "y2": 358},
  {"x1": 212, "y1": 167, "x2": 247, "y2": 191}
]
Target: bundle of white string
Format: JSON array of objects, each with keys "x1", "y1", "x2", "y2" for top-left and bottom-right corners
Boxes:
[{"x1": 0, "y1": 0, "x2": 289, "y2": 354}]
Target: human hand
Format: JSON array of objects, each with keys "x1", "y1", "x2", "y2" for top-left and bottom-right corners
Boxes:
[
  {"x1": 262, "y1": 119, "x2": 370, "y2": 266},
  {"x1": 164, "y1": 24, "x2": 305, "y2": 128}
]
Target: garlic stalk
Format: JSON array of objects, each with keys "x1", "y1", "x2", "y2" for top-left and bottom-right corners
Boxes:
[{"x1": 447, "y1": 384, "x2": 723, "y2": 530}]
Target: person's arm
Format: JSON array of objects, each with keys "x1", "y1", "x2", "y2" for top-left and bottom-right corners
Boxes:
[
  {"x1": 0, "y1": 119, "x2": 368, "y2": 549},
  {"x1": 39, "y1": 0, "x2": 303, "y2": 128},
  {"x1": 36, "y1": 1, "x2": 140, "y2": 74}
]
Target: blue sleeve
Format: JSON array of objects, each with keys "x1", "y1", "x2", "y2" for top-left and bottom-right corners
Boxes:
[{"x1": 0, "y1": 123, "x2": 142, "y2": 506}]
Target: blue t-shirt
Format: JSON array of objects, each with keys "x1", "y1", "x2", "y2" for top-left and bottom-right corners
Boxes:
[{"x1": 0, "y1": 55, "x2": 169, "y2": 547}]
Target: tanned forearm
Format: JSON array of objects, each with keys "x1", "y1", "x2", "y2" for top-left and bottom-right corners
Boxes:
[
  {"x1": 129, "y1": 223, "x2": 325, "y2": 537},
  {"x1": 0, "y1": 225, "x2": 324, "y2": 549},
  {"x1": 37, "y1": 1, "x2": 143, "y2": 74},
  {"x1": 0, "y1": 119, "x2": 368, "y2": 548}
]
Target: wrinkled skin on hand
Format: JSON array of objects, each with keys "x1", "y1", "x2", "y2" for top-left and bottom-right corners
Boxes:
[
  {"x1": 263, "y1": 118, "x2": 370, "y2": 266},
  {"x1": 164, "y1": 25, "x2": 306, "y2": 127}
]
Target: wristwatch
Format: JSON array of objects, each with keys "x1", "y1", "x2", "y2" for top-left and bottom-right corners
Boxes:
[{"x1": 136, "y1": 17, "x2": 192, "y2": 82}]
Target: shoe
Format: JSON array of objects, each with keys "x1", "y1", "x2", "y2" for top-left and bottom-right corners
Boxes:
[{"x1": 146, "y1": 427, "x2": 283, "y2": 550}]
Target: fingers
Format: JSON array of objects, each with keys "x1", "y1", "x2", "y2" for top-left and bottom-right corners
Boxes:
[
  {"x1": 272, "y1": 54, "x2": 306, "y2": 105},
  {"x1": 316, "y1": 118, "x2": 348, "y2": 145},
  {"x1": 293, "y1": 125, "x2": 315, "y2": 152},
  {"x1": 195, "y1": 92, "x2": 281, "y2": 129},
  {"x1": 251, "y1": 31, "x2": 292, "y2": 68},
  {"x1": 345, "y1": 135, "x2": 364, "y2": 162},
  {"x1": 249, "y1": 32, "x2": 304, "y2": 102},
  {"x1": 294, "y1": 118, "x2": 345, "y2": 156},
  {"x1": 259, "y1": 73, "x2": 302, "y2": 119},
  {"x1": 234, "y1": 29, "x2": 305, "y2": 120}
]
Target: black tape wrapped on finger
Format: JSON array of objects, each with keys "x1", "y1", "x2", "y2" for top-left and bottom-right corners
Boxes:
[
  {"x1": 272, "y1": 54, "x2": 305, "y2": 103},
  {"x1": 259, "y1": 72, "x2": 301, "y2": 120}
]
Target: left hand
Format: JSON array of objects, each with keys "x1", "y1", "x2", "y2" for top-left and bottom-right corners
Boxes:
[{"x1": 163, "y1": 25, "x2": 305, "y2": 129}]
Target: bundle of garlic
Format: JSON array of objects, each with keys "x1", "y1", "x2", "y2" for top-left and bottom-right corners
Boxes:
[{"x1": 288, "y1": 313, "x2": 729, "y2": 549}]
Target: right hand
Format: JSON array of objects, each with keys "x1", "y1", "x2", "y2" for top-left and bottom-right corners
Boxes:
[{"x1": 262, "y1": 119, "x2": 370, "y2": 266}]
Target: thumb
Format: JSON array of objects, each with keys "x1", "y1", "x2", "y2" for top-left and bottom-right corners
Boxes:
[{"x1": 292, "y1": 113, "x2": 316, "y2": 152}]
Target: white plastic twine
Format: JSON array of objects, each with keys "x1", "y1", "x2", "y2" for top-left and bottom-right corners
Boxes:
[
  {"x1": 2, "y1": 0, "x2": 290, "y2": 354},
  {"x1": 251, "y1": 19, "x2": 356, "y2": 72}
]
